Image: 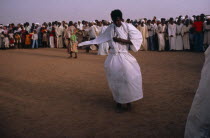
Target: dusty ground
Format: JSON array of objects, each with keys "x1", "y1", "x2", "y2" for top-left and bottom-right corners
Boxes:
[{"x1": 0, "y1": 48, "x2": 204, "y2": 138}]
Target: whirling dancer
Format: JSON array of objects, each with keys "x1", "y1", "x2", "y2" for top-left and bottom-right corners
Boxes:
[{"x1": 78, "y1": 9, "x2": 143, "y2": 112}]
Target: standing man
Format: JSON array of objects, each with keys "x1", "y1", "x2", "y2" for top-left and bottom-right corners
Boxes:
[
  {"x1": 97, "y1": 20, "x2": 109, "y2": 55},
  {"x1": 84, "y1": 22, "x2": 98, "y2": 53},
  {"x1": 156, "y1": 19, "x2": 166, "y2": 51},
  {"x1": 56, "y1": 22, "x2": 64, "y2": 48},
  {"x1": 137, "y1": 20, "x2": 148, "y2": 50},
  {"x1": 77, "y1": 21, "x2": 83, "y2": 31},
  {"x1": 147, "y1": 20, "x2": 155, "y2": 51},
  {"x1": 181, "y1": 19, "x2": 191, "y2": 50},
  {"x1": 168, "y1": 18, "x2": 176, "y2": 50},
  {"x1": 78, "y1": 9, "x2": 143, "y2": 113},
  {"x1": 193, "y1": 16, "x2": 204, "y2": 52},
  {"x1": 175, "y1": 19, "x2": 184, "y2": 50}
]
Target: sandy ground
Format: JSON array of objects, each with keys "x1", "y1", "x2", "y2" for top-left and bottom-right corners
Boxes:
[{"x1": 0, "y1": 48, "x2": 204, "y2": 138}]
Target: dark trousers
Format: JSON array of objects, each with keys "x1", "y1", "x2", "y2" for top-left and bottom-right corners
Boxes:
[{"x1": 194, "y1": 32, "x2": 204, "y2": 52}]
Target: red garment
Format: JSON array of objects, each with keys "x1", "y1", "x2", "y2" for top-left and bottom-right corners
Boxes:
[
  {"x1": 193, "y1": 21, "x2": 203, "y2": 32},
  {"x1": 49, "y1": 30, "x2": 55, "y2": 36}
]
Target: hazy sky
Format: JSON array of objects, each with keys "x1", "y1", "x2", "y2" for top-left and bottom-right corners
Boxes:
[{"x1": 0, "y1": 0, "x2": 209, "y2": 24}]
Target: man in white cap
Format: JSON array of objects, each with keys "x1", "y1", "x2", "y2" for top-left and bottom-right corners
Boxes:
[
  {"x1": 181, "y1": 19, "x2": 191, "y2": 50},
  {"x1": 56, "y1": 22, "x2": 64, "y2": 48},
  {"x1": 137, "y1": 19, "x2": 148, "y2": 50},
  {"x1": 175, "y1": 19, "x2": 184, "y2": 50},
  {"x1": 168, "y1": 18, "x2": 177, "y2": 50},
  {"x1": 156, "y1": 19, "x2": 166, "y2": 51},
  {"x1": 84, "y1": 22, "x2": 99, "y2": 53},
  {"x1": 77, "y1": 21, "x2": 83, "y2": 30}
]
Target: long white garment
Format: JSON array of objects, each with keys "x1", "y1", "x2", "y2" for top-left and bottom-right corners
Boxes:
[
  {"x1": 175, "y1": 24, "x2": 184, "y2": 50},
  {"x1": 4, "y1": 37, "x2": 9, "y2": 48},
  {"x1": 137, "y1": 24, "x2": 148, "y2": 50},
  {"x1": 157, "y1": 24, "x2": 166, "y2": 51},
  {"x1": 181, "y1": 25, "x2": 191, "y2": 50},
  {"x1": 185, "y1": 46, "x2": 210, "y2": 138},
  {"x1": 168, "y1": 23, "x2": 176, "y2": 50},
  {"x1": 203, "y1": 23, "x2": 210, "y2": 45},
  {"x1": 98, "y1": 26, "x2": 109, "y2": 55},
  {"x1": 49, "y1": 36, "x2": 55, "y2": 48},
  {"x1": 56, "y1": 26, "x2": 64, "y2": 48},
  {"x1": 79, "y1": 22, "x2": 143, "y2": 104},
  {"x1": 77, "y1": 24, "x2": 83, "y2": 30},
  {"x1": 85, "y1": 25, "x2": 99, "y2": 39}
]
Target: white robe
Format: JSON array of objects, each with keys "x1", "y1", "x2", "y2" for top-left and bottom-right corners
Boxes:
[
  {"x1": 157, "y1": 24, "x2": 166, "y2": 51},
  {"x1": 56, "y1": 26, "x2": 64, "y2": 48},
  {"x1": 181, "y1": 25, "x2": 191, "y2": 50},
  {"x1": 97, "y1": 26, "x2": 109, "y2": 55},
  {"x1": 175, "y1": 24, "x2": 184, "y2": 50},
  {"x1": 79, "y1": 22, "x2": 143, "y2": 104},
  {"x1": 204, "y1": 23, "x2": 210, "y2": 45},
  {"x1": 185, "y1": 46, "x2": 210, "y2": 138},
  {"x1": 137, "y1": 24, "x2": 148, "y2": 50},
  {"x1": 168, "y1": 23, "x2": 176, "y2": 50}
]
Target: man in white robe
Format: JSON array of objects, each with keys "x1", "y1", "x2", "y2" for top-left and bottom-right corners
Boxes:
[
  {"x1": 156, "y1": 19, "x2": 166, "y2": 51},
  {"x1": 98, "y1": 21, "x2": 109, "y2": 55},
  {"x1": 84, "y1": 22, "x2": 99, "y2": 53},
  {"x1": 137, "y1": 20, "x2": 148, "y2": 50},
  {"x1": 168, "y1": 18, "x2": 176, "y2": 50},
  {"x1": 56, "y1": 22, "x2": 64, "y2": 48},
  {"x1": 175, "y1": 20, "x2": 184, "y2": 50},
  {"x1": 77, "y1": 21, "x2": 83, "y2": 31},
  {"x1": 203, "y1": 17, "x2": 210, "y2": 49},
  {"x1": 78, "y1": 9, "x2": 143, "y2": 112},
  {"x1": 185, "y1": 46, "x2": 210, "y2": 138},
  {"x1": 181, "y1": 19, "x2": 191, "y2": 50}
]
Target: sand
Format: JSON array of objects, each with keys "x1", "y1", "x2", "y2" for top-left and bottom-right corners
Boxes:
[{"x1": 0, "y1": 48, "x2": 204, "y2": 138}]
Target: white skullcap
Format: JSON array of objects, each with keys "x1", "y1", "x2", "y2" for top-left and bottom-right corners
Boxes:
[
  {"x1": 141, "y1": 19, "x2": 145, "y2": 23},
  {"x1": 190, "y1": 17, "x2": 194, "y2": 21},
  {"x1": 181, "y1": 16, "x2": 185, "y2": 20}
]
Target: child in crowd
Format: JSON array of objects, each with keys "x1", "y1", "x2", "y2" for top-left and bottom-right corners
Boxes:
[
  {"x1": 25, "y1": 31, "x2": 31, "y2": 48},
  {"x1": 42, "y1": 30, "x2": 48, "y2": 47},
  {"x1": 8, "y1": 30, "x2": 15, "y2": 48},
  {"x1": 14, "y1": 32, "x2": 21, "y2": 48},
  {"x1": 4, "y1": 34, "x2": 9, "y2": 49},
  {"x1": 32, "y1": 30, "x2": 38, "y2": 48}
]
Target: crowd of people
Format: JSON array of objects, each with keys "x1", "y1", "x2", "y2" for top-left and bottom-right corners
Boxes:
[{"x1": 0, "y1": 13, "x2": 210, "y2": 56}]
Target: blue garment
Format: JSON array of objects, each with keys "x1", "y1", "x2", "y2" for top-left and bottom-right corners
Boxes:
[
  {"x1": 32, "y1": 40, "x2": 38, "y2": 48},
  {"x1": 194, "y1": 32, "x2": 204, "y2": 52},
  {"x1": 148, "y1": 36, "x2": 155, "y2": 51}
]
